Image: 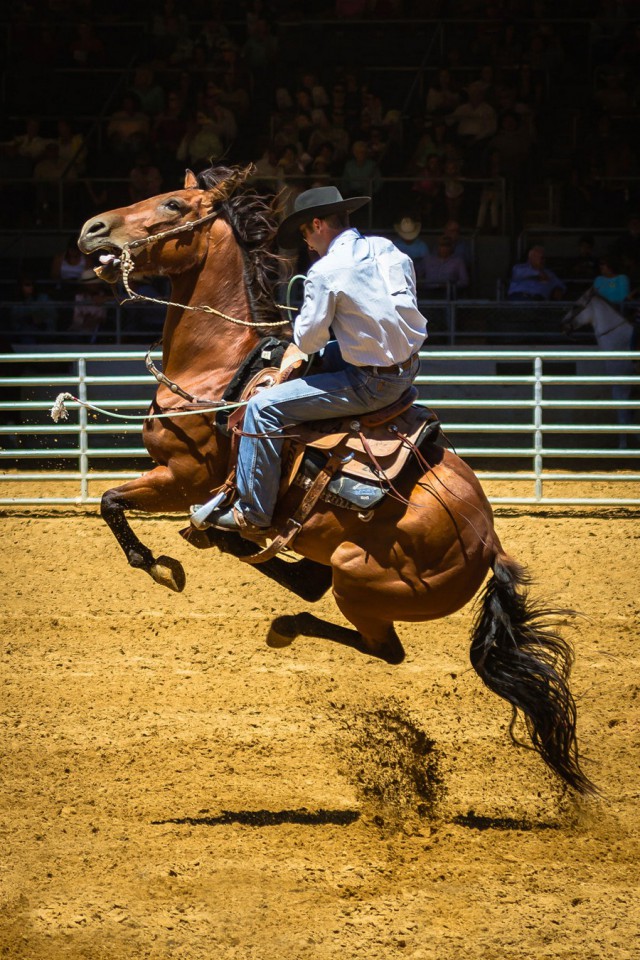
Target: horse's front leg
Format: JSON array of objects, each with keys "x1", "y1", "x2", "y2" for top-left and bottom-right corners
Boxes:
[{"x1": 101, "y1": 465, "x2": 190, "y2": 592}]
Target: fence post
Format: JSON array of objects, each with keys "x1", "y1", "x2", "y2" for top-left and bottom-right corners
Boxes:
[
  {"x1": 77, "y1": 358, "x2": 89, "y2": 503},
  {"x1": 534, "y1": 355, "x2": 543, "y2": 501}
]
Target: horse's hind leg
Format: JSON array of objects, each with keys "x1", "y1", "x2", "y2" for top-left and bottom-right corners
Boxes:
[
  {"x1": 268, "y1": 606, "x2": 405, "y2": 665},
  {"x1": 101, "y1": 469, "x2": 187, "y2": 592}
]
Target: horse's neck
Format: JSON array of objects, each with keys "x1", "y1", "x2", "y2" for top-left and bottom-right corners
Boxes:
[
  {"x1": 161, "y1": 266, "x2": 260, "y2": 394},
  {"x1": 591, "y1": 299, "x2": 632, "y2": 347}
]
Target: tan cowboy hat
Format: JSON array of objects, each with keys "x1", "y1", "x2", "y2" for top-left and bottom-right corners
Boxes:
[
  {"x1": 277, "y1": 185, "x2": 370, "y2": 248},
  {"x1": 394, "y1": 216, "x2": 422, "y2": 242}
]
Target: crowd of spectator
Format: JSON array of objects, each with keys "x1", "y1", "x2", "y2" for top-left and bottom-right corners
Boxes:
[{"x1": 1, "y1": 0, "x2": 640, "y2": 339}]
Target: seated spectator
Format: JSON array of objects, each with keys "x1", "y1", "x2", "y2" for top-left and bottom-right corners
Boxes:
[
  {"x1": 489, "y1": 111, "x2": 532, "y2": 181},
  {"x1": 309, "y1": 140, "x2": 339, "y2": 180},
  {"x1": 567, "y1": 234, "x2": 600, "y2": 282},
  {"x1": 50, "y1": 236, "x2": 88, "y2": 285},
  {"x1": 341, "y1": 140, "x2": 382, "y2": 197},
  {"x1": 441, "y1": 219, "x2": 473, "y2": 268},
  {"x1": 273, "y1": 117, "x2": 305, "y2": 159},
  {"x1": 275, "y1": 144, "x2": 305, "y2": 180},
  {"x1": 252, "y1": 141, "x2": 283, "y2": 191},
  {"x1": 409, "y1": 119, "x2": 460, "y2": 174},
  {"x1": 128, "y1": 154, "x2": 163, "y2": 202},
  {"x1": 445, "y1": 81, "x2": 497, "y2": 157},
  {"x1": 129, "y1": 65, "x2": 165, "y2": 119},
  {"x1": 198, "y1": 81, "x2": 238, "y2": 150},
  {"x1": 107, "y1": 93, "x2": 151, "y2": 161},
  {"x1": 425, "y1": 67, "x2": 461, "y2": 119},
  {"x1": 6, "y1": 116, "x2": 50, "y2": 168},
  {"x1": 593, "y1": 255, "x2": 631, "y2": 307},
  {"x1": 67, "y1": 19, "x2": 106, "y2": 67},
  {"x1": 392, "y1": 215, "x2": 428, "y2": 280},
  {"x1": 176, "y1": 111, "x2": 224, "y2": 169},
  {"x1": 423, "y1": 234, "x2": 469, "y2": 292},
  {"x1": 365, "y1": 125, "x2": 390, "y2": 170},
  {"x1": 50, "y1": 236, "x2": 89, "y2": 329},
  {"x1": 216, "y1": 68, "x2": 251, "y2": 124},
  {"x1": 296, "y1": 70, "x2": 329, "y2": 110},
  {"x1": 308, "y1": 109, "x2": 351, "y2": 167},
  {"x1": 412, "y1": 153, "x2": 444, "y2": 221},
  {"x1": 507, "y1": 245, "x2": 566, "y2": 301},
  {"x1": 153, "y1": 90, "x2": 188, "y2": 165},
  {"x1": 69, "y1": 270, "x2": 112, "y2": 340}
]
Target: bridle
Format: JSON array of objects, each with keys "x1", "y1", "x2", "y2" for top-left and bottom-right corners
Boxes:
[
  {"x1": 117, "y1": 208, "x2": 292, "y2": 329},
  {"x1": 113, "y1": 201, "x2": 293, "y2": 405}
]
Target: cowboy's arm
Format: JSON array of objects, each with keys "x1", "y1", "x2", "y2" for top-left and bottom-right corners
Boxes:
[{"x1": 293, "y1": 271, "x2": 336, "y2": 355}]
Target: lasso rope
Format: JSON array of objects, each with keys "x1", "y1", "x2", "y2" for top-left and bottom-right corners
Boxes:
[{"x1": 50, "y1": 392, "x2": 248, "y2": 424}]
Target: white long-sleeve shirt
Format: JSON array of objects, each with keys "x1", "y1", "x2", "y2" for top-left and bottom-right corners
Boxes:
[{"x1": 293, "y1": 229, "x2": 428, "y2": 367}]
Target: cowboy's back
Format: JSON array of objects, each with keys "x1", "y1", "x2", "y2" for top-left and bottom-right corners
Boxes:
[{"x1": 294, "y1": 229, "x2": 427, "y2": 364}]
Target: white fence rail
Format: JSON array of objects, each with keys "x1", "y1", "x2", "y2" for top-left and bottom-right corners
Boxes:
[{"x1": 1, "y1": 348, "x2": 639, "y2": 507}]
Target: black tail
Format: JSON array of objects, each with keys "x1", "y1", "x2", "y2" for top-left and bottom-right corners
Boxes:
[{"x1": 469, "y1": 554, "x2": 596, "y2": 795}]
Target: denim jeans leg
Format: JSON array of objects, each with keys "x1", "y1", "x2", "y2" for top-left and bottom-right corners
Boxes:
[{"x1": 235, "y1": 358, "x2": 419, "y2": 526}]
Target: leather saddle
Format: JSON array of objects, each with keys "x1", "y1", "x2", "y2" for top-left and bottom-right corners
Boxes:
[
  {"x1": 226, "y1": 365, "x2": 441, "y2": 514},
  {"x1": 183, "y1": 361, "x2": 440, "y2": 564}
]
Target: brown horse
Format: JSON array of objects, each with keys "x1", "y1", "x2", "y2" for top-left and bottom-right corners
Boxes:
[{"x1": 78, "y1": 164, "x2": 595, "y2": 795}]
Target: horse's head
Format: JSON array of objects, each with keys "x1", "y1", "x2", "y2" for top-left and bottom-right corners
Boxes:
[
  {"x1": 77, "y1": 165, "x2": 255, "y2": 285},
  {"x1": 561, "y1": 288, "x2": 594, "y2": 337}
]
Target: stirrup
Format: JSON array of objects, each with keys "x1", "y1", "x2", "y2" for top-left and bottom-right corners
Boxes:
[{"x1": 190, "y1": 490, "x2": 230, "y2": 529}]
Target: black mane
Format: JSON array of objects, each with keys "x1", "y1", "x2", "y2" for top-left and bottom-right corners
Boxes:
[{"x1": 196, "y1": 164, "x2": 290, "y2": 336}]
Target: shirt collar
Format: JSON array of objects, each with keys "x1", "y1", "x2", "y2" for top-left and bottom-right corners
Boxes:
[{"x1": 327, "y1": 227, "x2": 361, "y2": 255}]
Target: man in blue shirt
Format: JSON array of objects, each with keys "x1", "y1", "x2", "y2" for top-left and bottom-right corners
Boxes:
[
  {"x1": 193, "y1": 185, "x2": 429, "y2": 538},
  {"x1": 507, "y1": 244, "x2": 566, "y2": 301}
]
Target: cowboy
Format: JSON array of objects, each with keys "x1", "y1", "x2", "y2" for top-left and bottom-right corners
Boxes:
[
  {"x1": 392, "y1": 215, "x2": 428, "y2": 280},
  {"x1": 194, "y1": 185, "x2": 429, "y2": 538}
]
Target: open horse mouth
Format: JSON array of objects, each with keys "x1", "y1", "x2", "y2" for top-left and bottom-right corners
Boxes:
[
  {"x1": 93, "y1": 249, "x2": 124, "y2": 284},
  {"x1": 78, "y1": 223, "x2": 126, "y2": 284}
]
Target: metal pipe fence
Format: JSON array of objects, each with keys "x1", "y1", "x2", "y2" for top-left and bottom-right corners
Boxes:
[{"x1": 0, "y1": 348, "x2": 638, "y2": 507}]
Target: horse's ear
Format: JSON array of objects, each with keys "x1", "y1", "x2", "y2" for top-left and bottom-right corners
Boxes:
[{"x1": 184, "y1": 169, "x2": 198, "y2": 189}]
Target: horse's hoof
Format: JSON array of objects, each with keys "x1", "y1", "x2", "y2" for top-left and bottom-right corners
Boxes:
[
  {"x1": 149, "y1": 555, "x2": 186, "y2": 593},
  {"x1": 266, "y1": 615, "x2": 299, "y2": 648}
]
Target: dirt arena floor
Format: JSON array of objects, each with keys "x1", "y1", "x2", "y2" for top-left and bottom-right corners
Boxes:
[{"x1": 1, "y1": 477, "x2": 639, "y2": 960}]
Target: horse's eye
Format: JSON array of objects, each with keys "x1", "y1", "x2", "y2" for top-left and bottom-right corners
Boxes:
[{"x1": 164, "y1": 199, "x2": 183, "y2": 213}]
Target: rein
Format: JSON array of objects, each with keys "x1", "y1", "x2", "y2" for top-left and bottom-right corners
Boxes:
[
  {"x1": 144, "y1": 338, "x2": 208, "y2": 404},
  {"x1": 117, "y1": 209, "x2": 293, "y2": 329}
]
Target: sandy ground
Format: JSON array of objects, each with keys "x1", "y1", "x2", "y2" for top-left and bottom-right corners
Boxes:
[{"x1": 1, "y1": 479, "x2": 639, "y2": 960}]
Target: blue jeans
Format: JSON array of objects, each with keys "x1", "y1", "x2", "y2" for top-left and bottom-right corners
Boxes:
[{"x1": 236, "y1": 341, "x2": 421, "y2": 526}]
